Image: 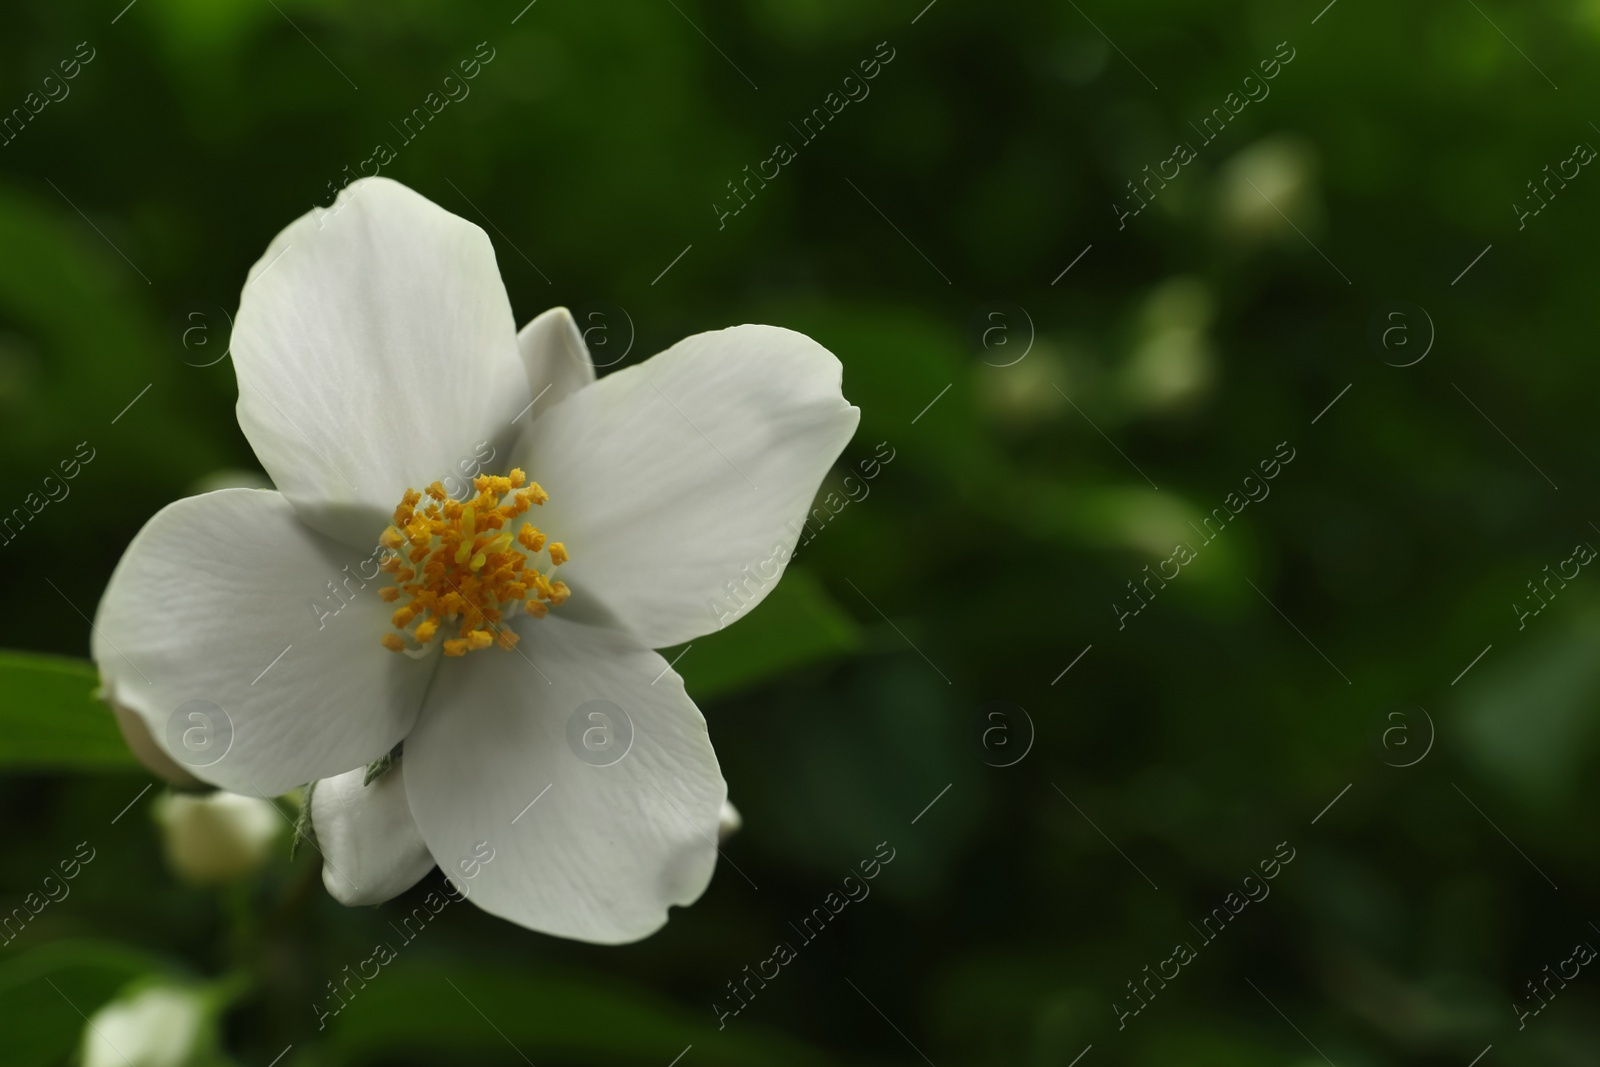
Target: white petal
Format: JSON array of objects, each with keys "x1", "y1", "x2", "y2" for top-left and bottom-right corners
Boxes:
[
  {"x1": 312, "y1": 761, "x2": 435, "y2": 906},
  {"x1": 517, "y1": 307, "x2": 595, "y2": 415},
  {"x1": 232, "y1": 177, "x2": 528, "y2": 546},
  {"x1": 92, "y1": 489, "x2": 432, "y2": 797},
  {"x1": 516, "y1": 325, "x2": 859, "y2": 648},
  {"x1": 403, "y1": 614, "x2": 725, "y2": 944}
]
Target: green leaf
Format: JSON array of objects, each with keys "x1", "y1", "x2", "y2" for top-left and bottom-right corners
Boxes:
[
  {"x1": 323, "y1": 958, "x2": 835, "y2": 1067},
  {"x1": 0, "y1": 651, "x2": 135, "y2": 770},
  {"x1": 291, "y1": 779, "x2": 318, "y2": 860},
  {"x1": 1457, "y1": 609, "x2": 1600, "y2": 807},
  {"x1": 760, "y1": 302, "x2": 1001, "y2": 488},
  {"x1": 0, "y1": 939, "x2": 176, "y2": 1067},
  {"x1": 672, "y1": 568, "x2": 862, "y2": 701}
]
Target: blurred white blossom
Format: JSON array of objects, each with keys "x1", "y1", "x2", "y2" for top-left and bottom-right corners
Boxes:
[
  {"x1": 152, "y1": 790, "x2": 281, "y2": 886},
  {"x1": 81, "y1": 984, "x2": 206, "y2": 1067},
  {"x1": 1121, "y1": 277, "x2": 1214, "y2": 413},
  {"x1": 718, "y1": 799, "x2": 743, "y2": 842},
  {"x1": 189, "y1": 469, "x2": 273, "y2": 495},
  {"x1": 978, "y1": 344, "x2": 1070, "y2": 427},
  {"x1": 1216, "y1": 136, "x2": 1320, "y2": 241}
]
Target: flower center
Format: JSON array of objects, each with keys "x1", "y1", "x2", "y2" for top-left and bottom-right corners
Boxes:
[{"x1": 376, "y1": 469, "x2": 569, "y2": 657}]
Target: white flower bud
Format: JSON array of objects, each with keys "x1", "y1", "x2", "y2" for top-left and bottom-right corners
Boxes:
[
  {"x1": 1216, "y1": 136, "x2": 1319, "y2": 242},
  {"x1": 107, "y1": 694, "x2": 203, "y2": 788},
  {"x1": 152, "y1": 790, "x2": 282, "y2": 886},
  {"x1": 81, "y1": 984, "x2": 207, "y2": 1067},
  {"x1": 718, "y1": 799, "x2": 742, "y2": 842},
  {"x1": 189, "y1": 469, "x2": 273, "y2": 494},
  {"x1": 311, "y1": 760, "x2": 435, "y2": 906}
]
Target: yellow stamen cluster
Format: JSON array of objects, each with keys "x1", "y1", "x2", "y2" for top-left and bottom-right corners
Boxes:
[{"x1": 377, "y1": 469, "x2": 570, "y2": 656}]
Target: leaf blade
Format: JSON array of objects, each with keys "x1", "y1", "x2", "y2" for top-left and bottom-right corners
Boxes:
[{"x1": 0, "y1": 651, "x2": 135, "y2": 770}]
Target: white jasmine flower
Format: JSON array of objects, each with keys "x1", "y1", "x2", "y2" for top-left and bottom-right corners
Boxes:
[
  {"x1": 81, "y1": 984, "x2": 206, "y2": 1067},
  {"x1": 151, "y1": 790, "x2": 282, "y2": 886},
  {"x1": 93, "y1": 177, "x2": 858, "y2": 943}
]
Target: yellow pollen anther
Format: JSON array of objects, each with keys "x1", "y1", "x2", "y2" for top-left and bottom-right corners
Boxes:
[{"x1": 376, "y1": 471, "x2": 571, "y2": 656}]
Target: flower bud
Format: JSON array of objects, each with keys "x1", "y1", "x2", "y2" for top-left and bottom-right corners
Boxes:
[
  {"x1": 107, "y1": 694, "x2": 203, "y2": 788},
  {"x1": 152, "y1": 790, "x2": 282, "y2": 886},
  {"x1": 718, "y1": 799, "x2": 742, "y2": 842},
  {"x1": 311, "y1": 760, "x2": 434, "y2": 906},
  {"x1": 1216, "y1": 135, "x2": 1319, "y2": 242},
  {"x1": 81, "y1": 984, "x2": 208, "y2": 1067}
]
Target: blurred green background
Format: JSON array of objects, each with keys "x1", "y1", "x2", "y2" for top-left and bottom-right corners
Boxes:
[{"x1": 3, "y1": 0, "x2": 1599, "y2": 1063}]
